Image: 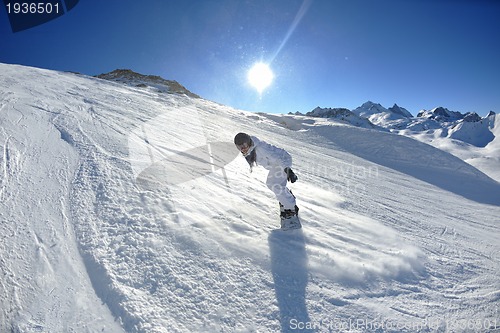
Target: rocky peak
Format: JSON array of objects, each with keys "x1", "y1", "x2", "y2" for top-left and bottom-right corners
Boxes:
[
  {"x1": 417, "y1": 107, "x2": 464, "y2": 122},
  {"x1": 388, "y1": 104, "x2": 413, "y2": 118},
  {"x1": 95, "y1": 69, "x2": 199, "y2": 98},
  {"x1": 462, "y1": 112, "x2": 481, "y2": 123}
]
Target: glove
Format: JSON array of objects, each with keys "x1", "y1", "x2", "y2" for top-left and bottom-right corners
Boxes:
[{"x1": 284, "y1": 167, "x2": 298, "y2": 183}]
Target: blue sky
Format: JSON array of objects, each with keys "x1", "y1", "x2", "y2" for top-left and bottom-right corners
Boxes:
[{"x1": 1, "y1": 0, "x2": 499, "y2": 116}]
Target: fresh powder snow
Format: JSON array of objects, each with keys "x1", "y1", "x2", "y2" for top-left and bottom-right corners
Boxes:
[{"x1": 1, "y1": 63, "x2": 499, "y2": 333}]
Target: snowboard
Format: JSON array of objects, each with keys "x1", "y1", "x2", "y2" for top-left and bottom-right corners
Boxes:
[
  {"x1": 280, "y1": 215, "x2": 302, "y2": 230},
  {"x1": 278, "y1": 190, "x2": 301, "y2": 230}
]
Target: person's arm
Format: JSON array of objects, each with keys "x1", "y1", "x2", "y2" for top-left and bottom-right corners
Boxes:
[{"x1": 260, "y1": 142, "x2": 298, "y2": 182}]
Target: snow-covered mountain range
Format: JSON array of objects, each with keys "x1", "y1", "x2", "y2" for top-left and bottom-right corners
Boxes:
[
  {"x1": 1, "y1": 63, "x2": 499, "y2": 333},
  {"x1": 293, "y1": 101, "x2": 499, "y2": 183},
  {"x1": 298, "y1": 101, "x2": 496, "y2": 148}
]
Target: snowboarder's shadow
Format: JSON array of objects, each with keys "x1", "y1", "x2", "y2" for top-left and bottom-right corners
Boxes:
[{"x1": 268, "y1": 229, "x2": 313, "y2": 332}]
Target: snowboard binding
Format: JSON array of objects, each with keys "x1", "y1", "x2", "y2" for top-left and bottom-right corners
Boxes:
[{"x1": 279, "y1": 203, "x2": 301, "y2": 230}]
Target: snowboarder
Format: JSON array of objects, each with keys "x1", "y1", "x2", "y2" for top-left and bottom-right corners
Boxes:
[{"x1": 233, "y1": 132, "x2": 301, "y2": 230}]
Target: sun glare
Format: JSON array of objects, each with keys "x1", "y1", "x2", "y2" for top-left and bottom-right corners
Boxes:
[{"x1": 248, "y1": 62, "x2": 274, "y2": 94}]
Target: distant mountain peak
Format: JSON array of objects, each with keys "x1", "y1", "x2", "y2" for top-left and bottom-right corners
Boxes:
[
  {"x1": 359, "y1": 101, "x2": 387, "y2": 111},
  {"x1": 351, "y1": 101, "x2": 413, "y2": 125},
  {"x1": 305, "y1": 106, "x2": 375, "y2": 128},
  {"x1": 462, "y1": 112, "x2": 481, "y2": 123},
  {"x1": 417, "y1": 107, "x2": 464, "y2": 122},
  {"x1": 388, "y1": 103, "x2": 413, "y2": 118},
  {"x1": 95, "y1": 69, "x2": 200, "y2": 98},
  {"x1": 307, "y1": 106, "x2": 352, "y2": 117}
]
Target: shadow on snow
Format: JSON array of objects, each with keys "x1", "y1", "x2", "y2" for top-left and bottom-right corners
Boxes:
[{"x1": 269, "y1": 228, "x2": 315, "y2": 333}]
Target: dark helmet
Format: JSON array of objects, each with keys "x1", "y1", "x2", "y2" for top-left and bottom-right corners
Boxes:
[
  {"x1": 234, "y1": 132, "x2": 254, "y2": 156},
  {"x1": 234, "y1": 132, "x2": 252, "y2": 146}
]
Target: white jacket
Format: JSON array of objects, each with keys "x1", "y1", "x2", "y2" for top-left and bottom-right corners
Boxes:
[{"x1": 251, "y1": 136, "x2": 292, "y2": 171}]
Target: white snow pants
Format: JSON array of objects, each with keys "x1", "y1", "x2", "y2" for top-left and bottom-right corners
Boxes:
[{"x1": 266, "y1": 166, "x2": 296, "y2": 210}]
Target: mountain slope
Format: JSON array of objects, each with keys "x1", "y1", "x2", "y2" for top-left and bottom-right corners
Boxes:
[{"x1": 1, "y1": 63, "x2": 499, "y2": 333}]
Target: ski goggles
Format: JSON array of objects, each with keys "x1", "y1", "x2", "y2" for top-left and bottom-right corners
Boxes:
[{"x1": 236, "y1": 142, "x2": 251, "y2": 156}]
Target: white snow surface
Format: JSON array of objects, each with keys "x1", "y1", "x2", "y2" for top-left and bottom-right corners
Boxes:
[
  {"x1": 401, "y1": 113, "x2": 500, "y2": 183},
  {"x1": 1, "y1": 63, "x2": 499, "y2": 333}
]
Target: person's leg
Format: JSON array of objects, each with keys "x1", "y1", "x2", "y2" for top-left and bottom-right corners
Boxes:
[{"x1": 266, "y1": 167, "x2": 296, "y2": 210}]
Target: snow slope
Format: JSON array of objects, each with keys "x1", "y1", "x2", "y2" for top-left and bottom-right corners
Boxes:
[
  {"x1": 403, "y1": 113, "x2": 500, "y2": 183},
  {"x1": 1, "y1": 63, "x2": 499, "y2": 333}
]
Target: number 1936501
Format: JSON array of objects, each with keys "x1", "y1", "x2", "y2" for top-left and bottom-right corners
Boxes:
[{"x1": 6, "y1": 2, "x2": 60, "y2": 14}]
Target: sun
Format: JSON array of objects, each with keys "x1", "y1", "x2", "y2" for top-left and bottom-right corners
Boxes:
[{"x1": 247, "y1": 62, "x2": 274, "y2": 94}]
